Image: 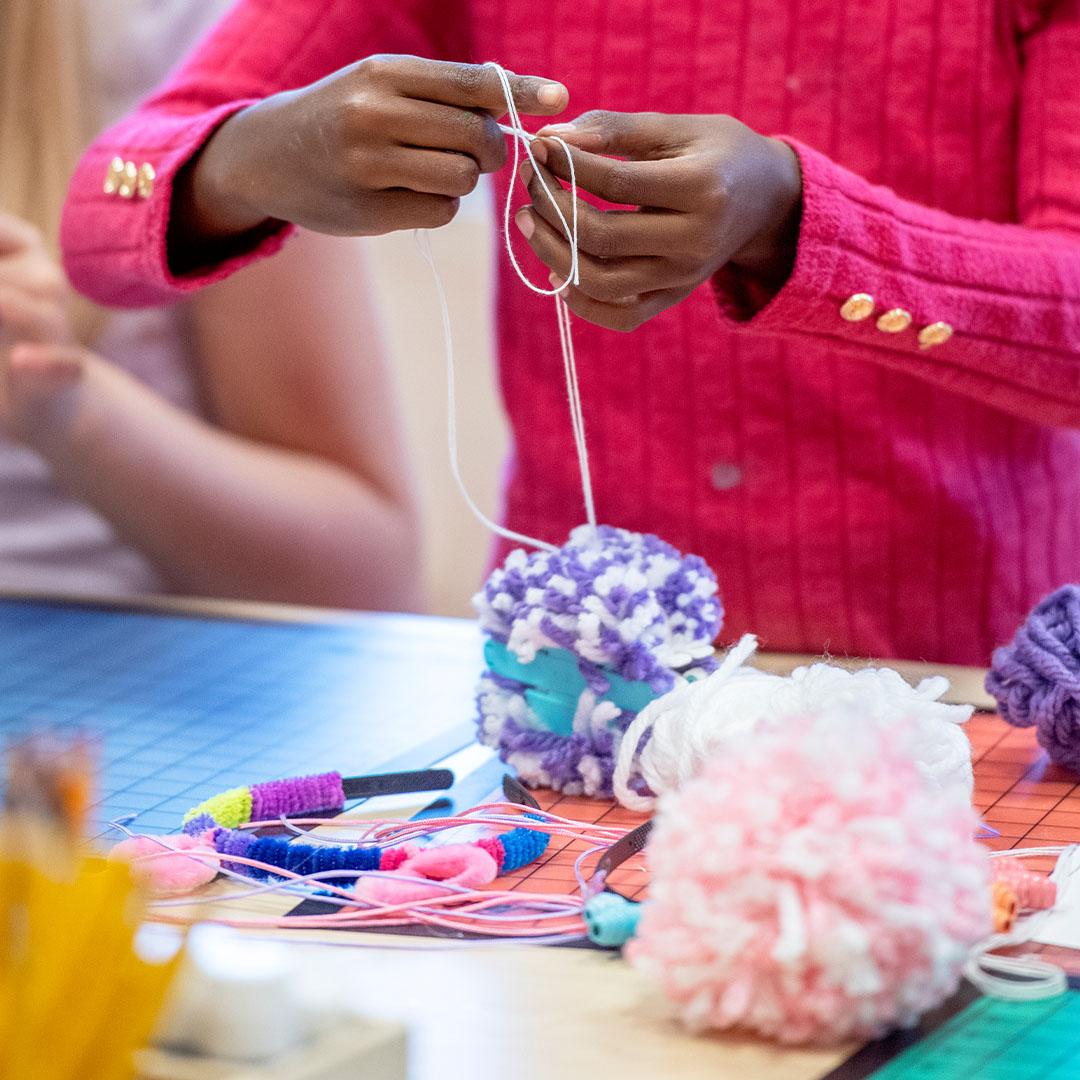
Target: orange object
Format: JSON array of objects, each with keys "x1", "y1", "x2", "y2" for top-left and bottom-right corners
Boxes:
[{"x1": 992, "y1": 881, "x2": 1019, "y2": 934}]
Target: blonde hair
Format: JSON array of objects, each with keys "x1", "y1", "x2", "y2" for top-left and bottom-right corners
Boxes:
[
  {"x1": 0, "y1": 0, "x2": 105, "y2": 343},
  {"x1": 0, "y1": 0, "x2": 95, "y2": 251}
]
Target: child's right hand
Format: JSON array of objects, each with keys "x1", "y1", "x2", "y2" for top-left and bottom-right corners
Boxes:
[
  {"x1": 0, "y1": 343, "x2": 88, "y2": 454},
  {"x1": 175, "y1": 56, "x2": 568, "y2": 250},
  {"x1": 0, "y1": 212, "x2": 72, "y2": 348}
]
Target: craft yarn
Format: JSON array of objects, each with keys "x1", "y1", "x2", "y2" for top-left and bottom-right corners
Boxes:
[
  {"x1": 473, "y1": 524, "x2": 723, "y2": 796},
  {"x1": 627, "y1": 709, "x2": 991, "y2": 1045},
  {"x1": 986, "y1": 585, "x2": 1080, "y2": 772},
  {"x1": 614, "y1": 634, "x2": 974, "y2": 811}
]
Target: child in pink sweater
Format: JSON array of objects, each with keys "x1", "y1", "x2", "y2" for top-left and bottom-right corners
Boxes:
[{"x1": 60, "y1": 1, "x2": 1080, "y2": 663}]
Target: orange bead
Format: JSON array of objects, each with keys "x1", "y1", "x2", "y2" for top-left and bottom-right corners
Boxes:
[{"x1": 991, "y1": 881, "x2": 1019, "y2": 934}]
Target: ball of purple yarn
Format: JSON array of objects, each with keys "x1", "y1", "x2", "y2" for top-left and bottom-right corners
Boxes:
[{"x1": 986, "y1": 585, "x2": 1080, "y2": 772}]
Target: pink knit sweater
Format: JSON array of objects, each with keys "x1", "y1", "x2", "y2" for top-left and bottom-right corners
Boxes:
[{"x1": 61, "y1": 0, "x2": 1080, "y2": 664}]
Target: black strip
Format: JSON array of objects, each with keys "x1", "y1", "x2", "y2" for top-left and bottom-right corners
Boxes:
[
  {"x1": 502, "y1": 773, "x2": 541, "y2": 809},
  {"x1": 593, "y1": 821, "x2": 652, "y2": 883},
  {"x1": 342, "y1": 769, "x2": 455, "y2": 799}
]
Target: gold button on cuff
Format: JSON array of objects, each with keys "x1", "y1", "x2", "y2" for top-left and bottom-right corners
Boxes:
[
  {"x1": 876, "y1": 308, "x2": 912, "y2": 334},
  {"x1": 136, "y1": 163, "x2": 156, "y2": 199},
  {"x1": 103, "y1": 156, "x2": 125, "y2": 195},
  {"x1": 840, "y1": 293, "x2": 874, "y2": 322},
  {"x1": 918, "y1": 321, "x2": 953, "y2": 349},
  {"x1": 117, "y1": 161, "x2": 138, "y2": 199}
]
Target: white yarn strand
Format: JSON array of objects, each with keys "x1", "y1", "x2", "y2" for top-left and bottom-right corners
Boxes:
[
  {"x1": 964, "y1": 933, "x2": 1068, "y2": 1001},
  {"x1": 415, "y1": 61, "x2": 596, "y2": 553},
  {"x1": 556, "y1": 292, "x2": 597, "y2": 529},
  {"x1": 415, "y1": 229, "x2": 557, "y2": 552}
]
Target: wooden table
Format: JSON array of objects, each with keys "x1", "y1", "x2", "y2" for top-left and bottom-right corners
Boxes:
[{"x1": 9, "y1": 589, "x2": 992, "y2": 1080}]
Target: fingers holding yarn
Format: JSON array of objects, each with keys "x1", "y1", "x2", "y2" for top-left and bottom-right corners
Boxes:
[
  {"x1": 533, "y1": 130, "x2": 696, "y2": 210},
  {"x1": 522, "y1": 158, "x2": 686, "y2": 259},
  {"x1": 371, "y1": 57, "x2": 568, "y2": 118},
  {"x1": 516, "y1": 205, "x2": 678, "y2": 304},
  {"x1": 389, "y1": 99, "x2": 508, "y2": 173},
  {"x1": 546, "y1": 278, "x2": 697, "y2": 334}
]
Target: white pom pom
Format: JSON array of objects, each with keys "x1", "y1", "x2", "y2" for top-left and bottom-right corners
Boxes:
[{"x1": 613, "y1": 635, "x2": 974, "y2": 810}]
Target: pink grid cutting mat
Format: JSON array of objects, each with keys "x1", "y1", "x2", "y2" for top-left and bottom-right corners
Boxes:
[{"x1": 490, "y1": 712, "x2": 1080, "y2": 967}]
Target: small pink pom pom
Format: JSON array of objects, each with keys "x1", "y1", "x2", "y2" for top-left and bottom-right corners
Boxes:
[
  {"x1": 628, "y1": 712, "x2": 992, "y2": 1045},
  {"x1": 109, "y1": 833, "x2": 218, "y2": 897},
  {"x1": 356, "y1": 844, "x2": 498, "y2": 905}
]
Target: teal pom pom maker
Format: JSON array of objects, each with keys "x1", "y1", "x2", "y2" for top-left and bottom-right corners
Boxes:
[{"x1": 484, "y1": 639, "x2": 675, "y2": 737}]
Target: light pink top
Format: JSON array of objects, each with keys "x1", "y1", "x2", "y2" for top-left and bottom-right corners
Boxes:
[{"x1": 0, "y1": 0, "x2": 228, "y2": 597}]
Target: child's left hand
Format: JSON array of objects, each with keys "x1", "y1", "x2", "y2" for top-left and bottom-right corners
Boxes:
[{"x1": 516, "y1": 111, "x2": 803, "y2": 331}]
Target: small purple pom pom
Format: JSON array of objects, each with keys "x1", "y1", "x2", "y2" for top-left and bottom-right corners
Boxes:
[{"x1": 986, "y1": 585, "x2": 1080, "y2": 772}]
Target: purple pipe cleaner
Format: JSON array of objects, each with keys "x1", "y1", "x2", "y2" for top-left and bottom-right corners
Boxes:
[
  {"x1": 986, "y1": 584, "x2": 1080, "y2": 772},
  {"x1": 213, "y1": 827, "x2": 256, "y2": 874},
  {"x1": 250, "y1": 772, "x2": 345, "y2": 821}
]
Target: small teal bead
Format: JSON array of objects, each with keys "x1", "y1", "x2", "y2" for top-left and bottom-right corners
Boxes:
[{"x1": 583, "y1": 892, "x2": 642, "y2": 948}]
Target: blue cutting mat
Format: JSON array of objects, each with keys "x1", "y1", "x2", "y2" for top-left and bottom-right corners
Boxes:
[{"x1": 0, "y1": 598, "x2": 481, "y2": 839}]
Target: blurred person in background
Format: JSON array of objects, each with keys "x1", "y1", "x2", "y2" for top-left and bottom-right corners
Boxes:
[{"x1": 0, "y1": 0, "x2": 420, "y2": 609}]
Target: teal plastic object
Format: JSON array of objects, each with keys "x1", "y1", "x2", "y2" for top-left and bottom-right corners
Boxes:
[
  {"x1": 583, "y1": 892, "x2": 642, "y2": 948},
  {"x1": 868, "y1": 990, "x2": 1080, "y2": 1079},
  {"x1": 483, "y1": 639, "x2": 665, "y2": 737}
]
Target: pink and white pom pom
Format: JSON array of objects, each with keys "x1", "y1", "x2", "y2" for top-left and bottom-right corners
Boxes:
[{"x1": 628, "y1": 710, "x2": 992, "y2": 1045}]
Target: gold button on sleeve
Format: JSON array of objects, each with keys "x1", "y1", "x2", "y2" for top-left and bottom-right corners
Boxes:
[
  {"x1": 918, "y1": 321, "x2": 953, "y2": 349},
  {"x1": 840, "y1": 293, "x2": 875, "y2": 322},
  {"x1": 103, "y1": 156, "x2": 125, "y2": 195},
  {"x1": 876, "y1": 308, "x2": 912, "y2": 334},
  {"x1": 117, "y1": 161, "x2": 138, "y2": 199},
  {"x1": 136, "y1": 163, "x2": 156, "y2": 199}
]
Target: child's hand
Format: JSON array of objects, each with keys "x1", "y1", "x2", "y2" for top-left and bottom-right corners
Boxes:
[
  {"x1": 516, "y1": 111, "x2": 802, "y2": 332},
  {"x1": 179, "y1": 57, "x2": 569, "y2": 247},
  {"x1": 0, "y1": 343, "x2": 90, "y2": 454},
  {"x1": 0, "y1": 212, "x2": 73, "y2": 347}
]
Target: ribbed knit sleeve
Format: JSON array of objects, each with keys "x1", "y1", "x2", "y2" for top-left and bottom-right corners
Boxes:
[
  {"x1": 61, "y1": 0, "x2": 462, "y2": 308},
  {"x1": 712, "y1": 2, "x2": 1080, "y2": 429}
]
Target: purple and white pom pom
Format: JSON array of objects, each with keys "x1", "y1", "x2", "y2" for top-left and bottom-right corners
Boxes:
[{"x1": 474, "y1": 525, "x2": 723, "y2": 796}]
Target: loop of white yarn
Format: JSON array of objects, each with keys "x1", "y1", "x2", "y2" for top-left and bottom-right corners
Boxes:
[
  {"x1": 964, "y1": 933, "x2": 1068, "y2": 1001},
  {"x1": 614, "y1": 634, "x2": 763, "y2": 811},
  {"x1": 612, "y1": 634, "x2": 976, "y2": 811},
  {"x1": 964, "y1": 843, "x2": 1071, "y2": 1001},
  {"x1": 415, "y1": 61, "x2": 596, "y2": 554}
]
